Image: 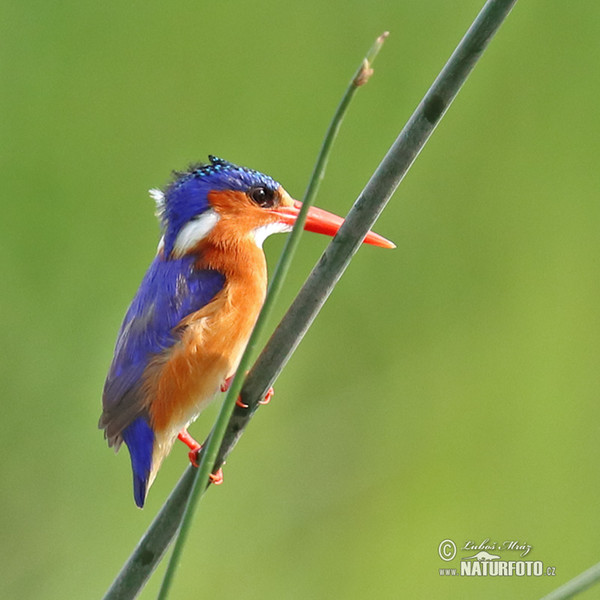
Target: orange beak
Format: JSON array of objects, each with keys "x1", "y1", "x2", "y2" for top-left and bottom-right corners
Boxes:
[{"x1": 273, "y1": 200, "x2": 395, "y2": 249}]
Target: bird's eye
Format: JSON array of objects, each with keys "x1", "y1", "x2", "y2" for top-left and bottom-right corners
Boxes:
[{"x1": 248, "y1": 186, "x2": 276, "y2": 208}]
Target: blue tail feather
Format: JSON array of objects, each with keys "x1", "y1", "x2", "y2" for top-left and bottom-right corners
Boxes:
[{"x1": 121, "y1": 417, "x2": 155, "y2": 508}]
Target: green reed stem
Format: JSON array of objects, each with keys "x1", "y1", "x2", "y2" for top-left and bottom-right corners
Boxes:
[
  {"x1": 154, "y1": 32, "x2": 388, "y2": 600},
  {"x1": 539, "y1": 561, "x2": 600, "y2": 600}
]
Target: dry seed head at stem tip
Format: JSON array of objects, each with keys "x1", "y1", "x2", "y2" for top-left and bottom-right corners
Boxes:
[{"x1": 354, "y1": 59, "x2": 374, "y2": 87}]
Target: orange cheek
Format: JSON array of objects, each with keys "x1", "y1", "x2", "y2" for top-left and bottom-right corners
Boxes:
[{"x1": 206, "y1": 189, "x2": 287, "y2": 240}]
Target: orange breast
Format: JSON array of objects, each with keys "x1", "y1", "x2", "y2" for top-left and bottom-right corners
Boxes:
[{"x1": 145, "y1": 236, "x2": 268, "y2": 435}]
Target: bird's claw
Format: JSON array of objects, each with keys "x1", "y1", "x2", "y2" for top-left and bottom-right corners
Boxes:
[
  {"x1": 220, "y1": 375, "x2": 234, "y2": 393},
  {"x1": 259, "y1": 386, "x2": 274, "y2": 405},
  {"x1": 186, "y1": 447, "x2": 223, "y2": 484},
  {"x1": 235, "y1": 386, "x2": 275, "y2": 409},
  {"x1": 222, "y1": 374, "x2": 274, "y2": 408},
  {"x1": 210, "y1": 468, "x2": 224, "y2": 485},
  {"x1": 222, "y1": 375, "x2": 249, "y2": 406},
  {"x1": 188, "y1": 447, "x2": 201, "y2": 468}
]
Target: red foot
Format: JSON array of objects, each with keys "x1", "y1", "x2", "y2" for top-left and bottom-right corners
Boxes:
[
  {"x1": 177, "y1": 429, "x2": 224, "y2": 484},
  {"x1": 234, "y1": 386, "x2": 275, "y2": 409},
  {"x1": 220, "y1": 375, "x2": 234, "y2": 393},
  {"x1": 178, "y1": 429, "x2": 202, "y2": 466},
  {"x1": 260, "y1": 386, "x2": 275, "y2": 405},
  {"x1": 221, "y1": 375, "x2": 249, "y2": 408},
  {"x1": 210, "y1": 468, "x2": 224, "y2": 485},
  {"x1": 221, "y1": 374, "x2": 274, "y2": 408}
]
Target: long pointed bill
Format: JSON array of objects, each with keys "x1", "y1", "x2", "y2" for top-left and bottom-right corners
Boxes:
[{"x1": 273, "y1": 200, "x2": 395, "y2": 249}]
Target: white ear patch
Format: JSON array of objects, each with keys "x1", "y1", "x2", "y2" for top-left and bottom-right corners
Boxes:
[
  {"x1": 173, "y1": 209, "x2": 220, "y2": 256},
  {"x1": 149, "y1": 188, "x2": 165, "y2": 219},
  {"x1": 252, "y1": 222, "x2": 293, "y2": 248}
]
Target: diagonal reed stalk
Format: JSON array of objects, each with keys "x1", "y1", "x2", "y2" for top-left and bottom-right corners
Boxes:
[
  {"x1": 539, "y1": 561, "x2": 600, "y2": 600},
  {"x1": 102, "y1": 1, "x2": 518, "y2": 597},
  {"x1": 154, "y1": 31, "x2": 389, "y2": 600}
]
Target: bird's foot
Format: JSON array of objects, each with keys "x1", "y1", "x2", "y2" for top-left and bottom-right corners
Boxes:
[
  {"x1": 178, "y1": 428, "x2": 201, "y2": 455},
  {"x1": 177, "y1": 429, "x2": 223, "y2": 485},
  {"x1": 235, "y1": 386, "x2": 274, "y2": 408},
  {"x1": 210, "y1": 468, "x2": 224, "y2": 485},
  {"x1": 221, "y1": 374, "x2": 274, "y2": 409},
  {"x1": 220, "y1": 375, "x2": 235, "y2": 393},
  {"x1": 259, "y1": 386, "x2": 274, "y2": 405}
]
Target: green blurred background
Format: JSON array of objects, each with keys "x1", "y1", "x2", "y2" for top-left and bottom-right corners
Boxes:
[{"x1": 3, "y1": 1, "x2": 600, "y2": 598}]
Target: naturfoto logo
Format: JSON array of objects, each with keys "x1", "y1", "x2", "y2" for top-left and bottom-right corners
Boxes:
[{"x1": 438, "y1": 537, "x2": 557, "y2": 578}]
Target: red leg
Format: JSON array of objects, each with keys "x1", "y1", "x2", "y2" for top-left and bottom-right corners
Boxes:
[
  {"x1": 177, "y1": 429, "x2": 224, "y2": 485},
  {"x1": 178, "y1": 429, "x2": 202, "y2": 466}
]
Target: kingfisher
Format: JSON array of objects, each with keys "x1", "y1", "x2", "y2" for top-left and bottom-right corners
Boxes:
[{"x1": 99, "y1": 155, "x2": 394, "y2": 508}]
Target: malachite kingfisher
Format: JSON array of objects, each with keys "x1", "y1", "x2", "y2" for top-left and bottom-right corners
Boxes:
[{"x1": 99, "y1": 155, "x2": 394, "y2": 508}]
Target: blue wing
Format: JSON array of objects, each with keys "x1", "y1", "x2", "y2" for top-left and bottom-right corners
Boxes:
[
  {"x1": 100, "y1": 253, "x2": 225, "y2": 506},
  {"x1": 102, "y1": 253, "x2": 225, "y2": 424}
]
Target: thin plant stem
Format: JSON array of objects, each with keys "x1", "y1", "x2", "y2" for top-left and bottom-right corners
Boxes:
[
  {"x1": 102, "y1": 2, "x2": 516, "y2": 597},
  {"x1": 154, "y1": 33, "x2": 388, "y2": 600},
  {"x1": 268, "y1": 30, "x2": 388, "y2": 301},
  {"x1": 242, "y1": 0, "x2": 518, "y2": 406},
  {"x1": 539, "y1": 561, "x2": 600, "y2": 600}
]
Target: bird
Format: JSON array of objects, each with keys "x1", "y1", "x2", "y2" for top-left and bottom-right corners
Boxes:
[{"x1": 99, "y1": 155, "x2": 394, "y2": 508}]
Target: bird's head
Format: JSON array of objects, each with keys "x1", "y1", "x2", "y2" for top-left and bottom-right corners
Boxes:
[{"x1": 151, "y1": 155, "x2": 394, "y2": 258}]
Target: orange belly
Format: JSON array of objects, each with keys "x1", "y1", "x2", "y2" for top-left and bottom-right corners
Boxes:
[{"x1": 143, "y1": 235, "x2": 268, "y2": 486}]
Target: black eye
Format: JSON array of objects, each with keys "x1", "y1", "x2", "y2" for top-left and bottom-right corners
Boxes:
[{"x1": 248, "y1": 186, "x2": 276, "y2": 208}]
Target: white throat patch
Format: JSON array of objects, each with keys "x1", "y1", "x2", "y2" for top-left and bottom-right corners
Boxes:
[
  {"x1": 252, "y1": 222, "x2": 293, "y2": 248},
  {"x1": 173, "y1": 209, "x2": 220, "y2": 256}
]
